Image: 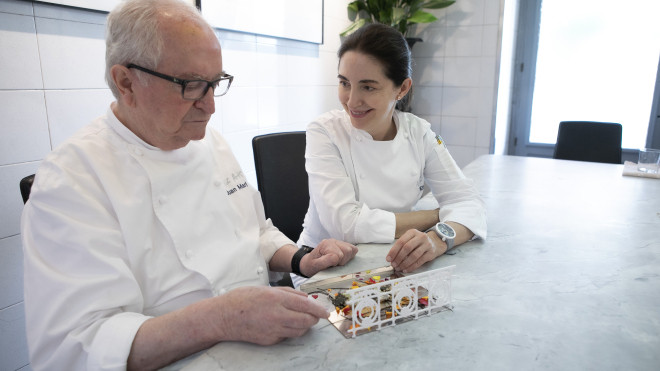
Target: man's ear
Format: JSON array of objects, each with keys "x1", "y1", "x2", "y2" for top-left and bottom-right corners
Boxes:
[{"x1": 110, "y1": 65, "x2": 137, "y2": 106}]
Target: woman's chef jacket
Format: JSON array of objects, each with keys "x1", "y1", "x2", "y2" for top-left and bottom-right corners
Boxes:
[
  {"x1": 298, "y1": 109, "x2": 487, "y2": 248},
  {"x1": 21, "y1": 107, "x2": 293, "y2": 371}
]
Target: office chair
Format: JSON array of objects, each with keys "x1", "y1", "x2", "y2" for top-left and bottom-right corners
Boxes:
[
  {"x1": 20, "y1": 174, "x2": 35, "y2": 204},
  {"x1": 553, "y1": 121, "x2": 622, "y2": 164},
  {"x1": 252, "y1": 132, "x2": 309, "y2": 287}
]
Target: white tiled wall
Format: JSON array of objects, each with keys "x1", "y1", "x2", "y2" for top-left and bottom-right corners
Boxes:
[
  {"x1": 412, "y1": 0, "x2": 501, "y2": 165},
  {"x1": 0, "y1": 0, "x2": 502, "y2": 369}
]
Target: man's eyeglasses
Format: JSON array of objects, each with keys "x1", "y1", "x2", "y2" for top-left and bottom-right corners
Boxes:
[{"x1": 127, "y1": 64, "x2": 233, "y2": 100}]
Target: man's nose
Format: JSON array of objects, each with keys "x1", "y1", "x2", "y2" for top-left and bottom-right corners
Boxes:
[{"x1": 194, "y1": 87, "x2": 216, "y2": 114}]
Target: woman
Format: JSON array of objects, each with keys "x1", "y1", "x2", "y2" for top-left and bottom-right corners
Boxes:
[{"x1": 294, "y1": 23, "x2": 486, "y2": 286}]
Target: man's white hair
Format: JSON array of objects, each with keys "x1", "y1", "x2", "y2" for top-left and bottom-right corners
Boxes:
[{"x1": 105, "y1": 0, "x2": 213, "y2": 98}]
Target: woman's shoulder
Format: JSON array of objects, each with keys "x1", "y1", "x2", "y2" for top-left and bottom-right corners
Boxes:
[
  {"x1": 308, "y1": 109, "x2": 351, "y2": 136},
  {"x1": 397, "y1": 111, "x2": 433, "y2": 137},
  {"x1": 310, "y1": 109, "x2": 347, "y2": 127}
]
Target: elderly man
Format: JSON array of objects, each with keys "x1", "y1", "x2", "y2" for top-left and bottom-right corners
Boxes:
[{"x1": 21, "y1": 0, "x2": 357, "y2": 370}]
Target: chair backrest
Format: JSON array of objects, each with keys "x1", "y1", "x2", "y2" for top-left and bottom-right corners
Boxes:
[
  {"x1": 252, "y1": 132, "x2": 308, "y2": 242},
  {"x1": 553, "y1": 121, "x2": 622, "y2": 164},
  {"x1": 20, "y1": 174, "x2": 35, "y2": 204}
]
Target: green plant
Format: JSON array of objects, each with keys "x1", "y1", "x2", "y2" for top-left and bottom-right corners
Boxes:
[{"x1": 340, "y1": 0, "x2": 456, "y2": 37}]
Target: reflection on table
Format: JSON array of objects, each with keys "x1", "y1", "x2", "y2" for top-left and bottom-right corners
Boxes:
[{"x1": 173, "y1": 155, "x2": 660, "y2": 371}]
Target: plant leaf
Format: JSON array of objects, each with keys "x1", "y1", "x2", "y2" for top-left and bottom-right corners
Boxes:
[
  {"x1": 366, "y1": 0, "x2": 380, "y2": 16},
  {"x1": 340, "y1": 18, "x2": 369, "y2": 37},
  {"x1": 379, "y1": 8, "x2": 393, "y2": 24},
  {"x1": 392, "y1": 7, "x2": 406, "y2": 24},
  {"x1": 420, "y1": 0, "x2": 456, "y2": 9},
  {"x1": 407, "y1": 0, "x2": 424, "y2": 8},
  {"x1": 397, "y1": 21, "x2": 409, "y2": 36},
  {"x1": 347, "y1": 1, "x2": 370, "y2": 21},
  {"x1": 341, "y1": 0, "x2": 455, "y2": 36},
  {"x1": 407, "y1": 9, "x2": 438, "y2": 24},
  {"x1": 347, "y1": 1, "x2": 362, "y2": 13},
  {"x1": 347, "y1": 1, "x2": 359, "y2": 21}
]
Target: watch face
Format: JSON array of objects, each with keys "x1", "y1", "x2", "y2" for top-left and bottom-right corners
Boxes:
[{"x1": 437, "y1": 223, "x2": 456, "y2": 238}]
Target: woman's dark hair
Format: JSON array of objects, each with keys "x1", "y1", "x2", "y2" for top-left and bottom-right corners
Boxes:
[{"x1": 338, "y1": 23, "x2": 413, "y2": 111}]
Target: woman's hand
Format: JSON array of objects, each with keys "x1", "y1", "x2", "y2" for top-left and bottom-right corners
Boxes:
[{"x1": 386, "y1": 229, "x2": 447, "y2": 273}]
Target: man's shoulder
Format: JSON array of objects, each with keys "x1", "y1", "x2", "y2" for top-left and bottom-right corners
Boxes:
[
  {"x1": 44, "y1": 115, "x2": 115, "y2": 164},
  {"x1": 36, "y1": 111, "x2": 134, "y2": 190},
  {"x1": 204, "y1": 127, "x2": 233, "y2": 152},
  {"x1": 30, "y1": 114, "x2": 122, "y2": 206}
]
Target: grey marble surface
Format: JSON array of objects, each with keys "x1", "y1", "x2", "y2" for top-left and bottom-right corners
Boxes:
[{"x1": 173, "y1": 155, "x2": 660, "y2": 371}]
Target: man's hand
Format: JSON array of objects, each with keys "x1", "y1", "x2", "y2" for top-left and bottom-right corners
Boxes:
[
  {"x1": 386, "y1": 229, "x2": 446, "y2": 273},
  {"x1": 214, "y1": 286, "x2": 329, "y2": 345},
  {"x1": 300, "y1": 239, "x2": 358, "y2": 277},
  {"x1": 128, "y1": 286, "x2": 329, "y2": 370}
]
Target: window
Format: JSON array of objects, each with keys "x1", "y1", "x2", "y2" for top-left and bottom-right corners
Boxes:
[{"x1": 503, "y1": 0, "x2": 660, "y2": 157}]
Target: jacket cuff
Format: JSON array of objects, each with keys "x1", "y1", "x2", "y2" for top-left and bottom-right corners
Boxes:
[{"x1": 87, "y1": 312, "x2": 150, "y2": 370}]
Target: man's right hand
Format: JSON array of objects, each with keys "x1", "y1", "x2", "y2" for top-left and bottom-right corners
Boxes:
[
  {"x1": 300, "y1": 239, "x2": 358, "y2": 277},
  {"x1": 213, "y1": 286, "x2": 329, "y2": 345}
]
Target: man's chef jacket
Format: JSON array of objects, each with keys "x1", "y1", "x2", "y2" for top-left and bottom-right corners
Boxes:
[{"x1": 21, "y1": 107, "x2": 292, "y2": 370}]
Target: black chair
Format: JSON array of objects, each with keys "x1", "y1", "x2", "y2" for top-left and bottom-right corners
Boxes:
[
  {"x1": 20, "y1": 174, "x2": 35, "y2": 204},
  {"x1": 252, "y1": 132, "x2": 309, "y2": 287},
  {"x1": 553, "y1": 121, "x2": 622, "y2": 164}
]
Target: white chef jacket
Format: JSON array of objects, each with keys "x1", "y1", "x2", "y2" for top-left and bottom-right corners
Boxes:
[
  {"x1": 21, "y1": 106, "x2": 293, "y2": 371},
  {"x1": 298, "y1": 109, "x2": 487, "y2": 248}
]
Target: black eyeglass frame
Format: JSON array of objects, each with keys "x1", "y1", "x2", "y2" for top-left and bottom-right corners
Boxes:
[{"x1": 127, "y1": 63, "x2": 233, "y2": 100}]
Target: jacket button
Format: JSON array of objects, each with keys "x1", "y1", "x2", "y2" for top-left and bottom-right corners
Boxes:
[
  {"x1": 185, "y1": 249, "x2": 193, "y2": 258},
  {"x1": 158, "y1": 196, "x2": 167, "y2": 205},
  {"x1": 257, "y1": 266, "x2": 264, "y2": 274}
]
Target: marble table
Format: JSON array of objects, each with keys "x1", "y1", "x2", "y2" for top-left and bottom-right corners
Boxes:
[{"x1": 175, "y1": 155, "x2": 660, "y2": 371}]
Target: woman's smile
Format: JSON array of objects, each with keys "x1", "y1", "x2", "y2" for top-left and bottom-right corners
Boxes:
[{"x1": 349, "y1": 108, "x2": 372, "y2": 118}]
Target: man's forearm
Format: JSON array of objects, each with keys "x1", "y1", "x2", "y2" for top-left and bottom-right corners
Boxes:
[
  {"x1": 127, "y1": 298, "x2": 221, "y2": 370},
  {"x1": 267, "y1": 244, "x2": 299, "y2": 273}
]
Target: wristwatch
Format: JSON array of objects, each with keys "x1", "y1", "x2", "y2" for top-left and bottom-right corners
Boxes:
[
  {"x1": 291, "y1": 245, "x2": 314, "y2": 278},
  {"x1": 430, "y1": 222, "x2": 456, "y2": 250}
]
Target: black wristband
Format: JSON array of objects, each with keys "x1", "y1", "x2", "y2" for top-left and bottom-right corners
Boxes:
[{"x1": 291, "y1": 245, "x2": 314, "y2": 278}]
